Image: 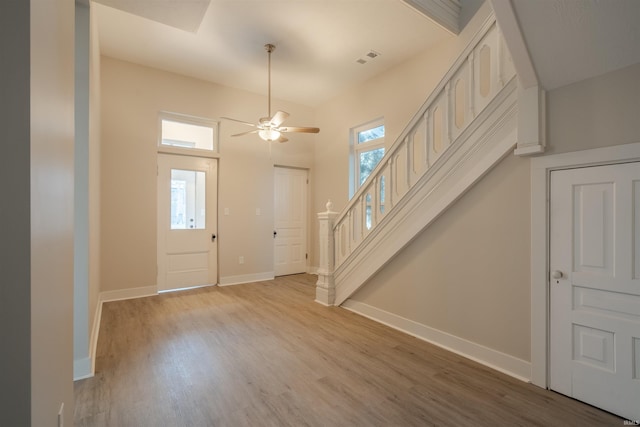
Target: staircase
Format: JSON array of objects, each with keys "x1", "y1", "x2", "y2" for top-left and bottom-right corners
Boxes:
[{"x1": 316, "y1": 14, "x2": 522, "y2": 306}]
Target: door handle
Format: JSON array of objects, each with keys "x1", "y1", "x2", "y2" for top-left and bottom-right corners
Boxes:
[
  {"x1": 273, "y1": 230, "x2": 277, "y2": 238},
  {"x1": 211, "y1": 234, "x2": 216, "y2": 242}
]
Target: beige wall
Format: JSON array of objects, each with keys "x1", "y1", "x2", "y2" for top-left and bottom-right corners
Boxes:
[
  {"x1": 312, "y1": 1, "x2": 494, "y2": 267},
  {"x1": 0, "y1": 1, "x2": 32, "y2": 423},
  {"x1": 89, "y1": 2, "x2": 102, "y2": 350},
  {"x1": 347, "y1": 62, "x2": 640, "y2": 366},
  {"x1": 74, "y1": 0, "x2": 92, "y2": 375},
  {"x1": 351, "y1": 154, "x2": 531, "y2": 361},
  {"x1": 546, "y1": 61, "x2": 640, "y2": 155},
  {"x1": 30, "y1": 0, "x2": 76, "y2": 424},
  {"x1": 100, "y1": 57, "x2": 315, "y2": 291}
]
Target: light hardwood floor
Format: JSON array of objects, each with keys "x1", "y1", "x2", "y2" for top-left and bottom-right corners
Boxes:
[{"x1": 75, "y1": 274, "x2": 621, "y2": 426}]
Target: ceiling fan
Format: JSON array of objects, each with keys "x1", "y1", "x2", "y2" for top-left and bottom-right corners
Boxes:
[{"x1": 221, "y1": 44, "x2": 320, "y2": 143}]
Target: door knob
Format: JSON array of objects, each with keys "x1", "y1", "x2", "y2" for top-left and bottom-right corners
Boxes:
[
  {"x1": 211, "y1": 234, "x2": 216, "y2": 242},
  {"x1": 273, "y1": 230, "x2": 277, "y2": 238},
  {"x1": 551, "y1": 270, "x2": 563, "y2": 280}
]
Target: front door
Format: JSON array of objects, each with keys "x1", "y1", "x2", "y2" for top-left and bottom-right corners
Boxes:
[
  {"x1": 157, "y1": 154, "x2": 218, "y2": 291},
  {"x1": 550, "y1": 162, "x2": 640, "y2": 421},
  {"x1": 274, "y1": 167, "x2": 308, "y2": 276}
]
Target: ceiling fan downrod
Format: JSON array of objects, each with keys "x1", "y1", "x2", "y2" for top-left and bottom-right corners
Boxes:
[
  {"x1": 220, "y1": 42, "x2": 319, "y2": 143},
  {"x1": 265, "y1": 43, "x2": 275, "y2": 120}
]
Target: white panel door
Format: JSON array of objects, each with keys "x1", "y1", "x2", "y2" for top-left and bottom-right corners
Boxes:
[
  {"x1": 550, "y1": 162, "x2": 640, "y2": 421},
  {"x1": 274, "y1": 167, "x2": 308, "y2": 276},
  {"x1": 158, "y1": 154, "x2": 218, "y2": 291}
]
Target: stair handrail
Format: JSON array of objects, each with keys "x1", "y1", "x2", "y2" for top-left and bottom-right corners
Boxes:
[
  {"x1": 330, "y1": 11, "x2": 515, "y2": 272},
  {"x1": 334, "y1": 12, "x2": 497, "y2": 228}
]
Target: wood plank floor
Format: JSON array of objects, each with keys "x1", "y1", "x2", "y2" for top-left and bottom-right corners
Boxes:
[{"x1": 75, "y1": 274, "x2": 621, "y2": 426}]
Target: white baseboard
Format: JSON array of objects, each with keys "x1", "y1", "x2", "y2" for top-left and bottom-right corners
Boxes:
[
  {"x1": 307, "y1": 266, "x2": 319, "y2": 275},
  {"x1": 89, "y1": 296, "x2": 103, "y2": 377},
  {"x1": 342, "y1": 299, "x2": 531, "y2": 382},
  {"x1": 75, "y1": 285, "x2": 155, "y2": 381},
  {"x1": 219, "y1": 272, "x2": 274, "y2": 286},
  {"x1": 99, "y1": 285, "x2": 158, "y2": 303}
]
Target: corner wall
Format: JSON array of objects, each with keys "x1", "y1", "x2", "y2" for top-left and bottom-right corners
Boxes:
[
  {"x1": 74, "y1": 0, "x2": 91, "y2": 379},
  {"x1": 344, "y1": 62, "x2": 640, "y2": 379},
  {"x1": 89, "y1": 0, "x2": 102, "y2": 361},
  {"x1": 30, "y1": 0, "x2": 76, "y2": 424},
  {"x1": 0, "y1": 1, "x2": 32, "y2": 424},
  {"x1": 74, "y1": 0, "x2": 102, "y2": 380}
]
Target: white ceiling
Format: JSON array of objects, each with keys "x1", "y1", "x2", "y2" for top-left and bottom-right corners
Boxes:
[
  {"x1": 512, "y1": 0, "x2": 640, "y2": 90},
  {"x1": 94, "y1": 0, "x2": 640, "y2": 107},
  {"x1": 94, "y1": 0, "x2": 453, "y2": 107}
]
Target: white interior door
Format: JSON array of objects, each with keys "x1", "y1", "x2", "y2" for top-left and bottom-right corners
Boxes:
[
  {"x1": 550, "y1": 162, "x2": 640, "y2": 421},
  {"x1": 157, "y1": 154, "x2": 218, "y2": 291},
  {"x1": 274, "y1": 167, "x2": 308, "y2": 276}
]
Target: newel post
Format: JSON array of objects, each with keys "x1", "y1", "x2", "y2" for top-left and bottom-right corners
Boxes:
[{"x1": 316, "y1": 200, "x2": 338, "y2": 306}]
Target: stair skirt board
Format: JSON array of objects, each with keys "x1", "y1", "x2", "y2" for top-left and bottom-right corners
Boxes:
[{"x1": 342, "y1": 299, "x2": 531, "y2": 382}]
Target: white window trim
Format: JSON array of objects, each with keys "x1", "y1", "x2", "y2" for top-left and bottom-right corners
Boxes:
[
  {"x1": 349, "y1": 118, "x2": 385, "y2": 198},
  {"x1": 158, "y1": 111, "x2": 220, "y2": 158}
]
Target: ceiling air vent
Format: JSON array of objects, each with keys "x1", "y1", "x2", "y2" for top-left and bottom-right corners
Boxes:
[{"x1": 356, "y1": 50, "x2": 381, "y2": 65}]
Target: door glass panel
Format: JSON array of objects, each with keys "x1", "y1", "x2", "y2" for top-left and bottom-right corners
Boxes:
[{"x1": 171, "y1": 169, "x2": 206, "y2": 229}]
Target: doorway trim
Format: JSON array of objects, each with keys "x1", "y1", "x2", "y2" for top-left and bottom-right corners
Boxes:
[{"x1": 530, "y1": 141, "x2": 640, "y2": 388}]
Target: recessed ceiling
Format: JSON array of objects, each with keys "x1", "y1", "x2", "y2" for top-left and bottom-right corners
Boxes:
[
  {"x1": 94, "y1": 0, "x2": 453, "y2": 107},
  {"x1": 94, "y1": 0, "x2": 211, "y2": 33}
]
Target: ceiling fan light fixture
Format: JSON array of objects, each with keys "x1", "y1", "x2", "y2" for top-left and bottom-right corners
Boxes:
[
  {"x1": 221, "y1": 43, "x2": 319, "y2": 142},
  {"x1": 258, "y1": 128, "x2": 281, "y2": 141}
]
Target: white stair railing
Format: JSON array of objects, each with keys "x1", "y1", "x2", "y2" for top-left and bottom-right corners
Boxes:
[{"x1": 316, "y1": 15, "x2": 517, "y2": 305}]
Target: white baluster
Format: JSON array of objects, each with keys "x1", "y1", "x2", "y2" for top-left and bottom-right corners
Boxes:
[
  {"x1": 496, "y1": 25, "x2": 504, "y2": 88},
  {"x1": 372, "y1": 179, "x2": 378, "y2": 228},
  {"x1": 446, "y1": 82, "x2": 453, "y2": 146},
  {"x1": 346, "y1": 210, "x2": 352, "y2": 256},
  {"x1": 405, "y1": 138, "x2": 411, "y2": 191},
  {"x1": 387, "y1": 157, "x2": 394, "y2": 210},
  {"x1": 468, "y1": 51, "x2": 476, "y2": 121},
  {"x1": 425, "y1": 109, "x2": 432, "y2": 167}
]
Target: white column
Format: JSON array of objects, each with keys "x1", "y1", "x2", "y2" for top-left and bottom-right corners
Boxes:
[{"x1": 316, "y1": 200, "x2": 338, "y2": 306}]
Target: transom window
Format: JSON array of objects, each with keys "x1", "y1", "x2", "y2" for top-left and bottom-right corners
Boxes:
[
  {"x1": 350, "y1": 118, "x2": 385, "y2": 198},
  {"x1": 159, "y1": 112, "x2": 218, "y2": 155}
]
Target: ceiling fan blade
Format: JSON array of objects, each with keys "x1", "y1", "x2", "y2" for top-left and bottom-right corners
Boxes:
[
  {"x1": 270, "y1": 110, "x2": 290, "y2": 127},
  {"x1": 231, "y1": 130, "x2": 258, "y2": 137},
  {"x1": 279, "y1": 126, "x2": 320, "y2": 134},
  {"x1": 220, "y1": 117, "x2": 256, "y2": 127},
  {"x1": 277, "y1": 135, "x2": 289, "y2": 143}
]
